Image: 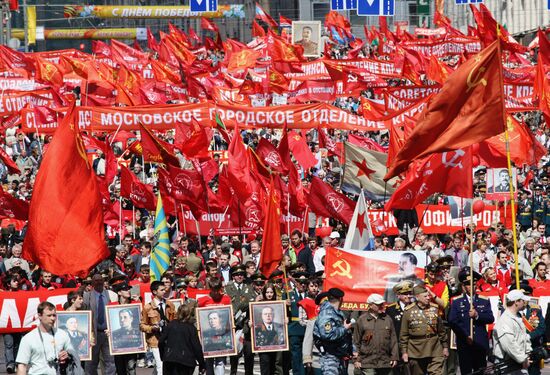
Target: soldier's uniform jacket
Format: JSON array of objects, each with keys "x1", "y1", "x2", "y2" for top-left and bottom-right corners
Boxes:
[
  {"x1": 287, "y1": 288, "x2": 306, "y2": 337},
  {"x1": 203, "y1": 327, "x2": 233, "y2": 352},
  {"x1": 386, "y1": 302, "x2": 406, "y2": 336},
  {"x1": 448, "y1": 293, "x2": 494, "y2": 350},
  {"x1": 399, "y1": 302, "x2": 448, "y2": 359},
  {"x1": 225, "y1": 281, "x2": 256, "y2": 333},
  {"x1": 313, "y1": 301, "x2": 353, "y2": 357},
  {"x1": 523, "y1": 303, "x2": 546, "y2": 347},
  {"x1": 353, "y1": 312, "x2": 398, "y2": 368}
]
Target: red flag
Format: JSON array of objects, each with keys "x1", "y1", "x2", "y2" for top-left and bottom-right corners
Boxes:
[
  {"x1": 256, "y1": 138, "x2": 288, "y2": 174},
  {"x1": 120, "y1": 165, "x2": 156, "y2": 211},
  {"x1": 201, "y1": 17, "x2": 219, "y2": 33},
  {"x1": 252, "y1": 20, "x2": 266, "y2": 38},
  {"x1": 537, "y1": 29, "x2": 550, "y2": 66},
  {"x1": 189, "y1": 27, "x2": 200, "y2": 43},
  {"x1": 385, "y1": 41, "x2": 504, "y2": 179},
  {"x1": 228, "y1": 126, "x2": 253, "y2": 201},
  {"x1": 307, "y1": 176, "x2": 355, "y2": 225},
  {"x1": 0, "y1": 190, "x2": 29, "y2": 220},
  {"x1": 157, "y1": 166, "x2": 207, "y2": 217},
  {"x1": 287, "y1": 131, "x2": 318, "y2": 170},
  {"x1": 348, "y1": 133, "x2": 386, "y2": 152},
  {"x1": 279, "y1": 130, "x2": 307, "y2": 216},
  {"x1": 317, "y1": 127, "x2": 339, "y2": 157},
  {"x1": 0, "y1": 148, "x2": 20, "y2": 175},
  {"x1": 259, "y1": 177, "x2": 282, "y2": 277},
  {"x1": 147, "y1": 27, "x2": 159, "y2": 52},
  {"x1": 255, "y1": 3, "x2": 278, "y2": 29},
  {"x1": 267, "y1": 29, "x2": 304, "y2": 63},
  {"x1": 23, "y1": 103, "x2": 109, "y2": 276},
  {"x1": 176, "y1": 120, "x2": 211, "y2": 159},
  {"x1": 279, "y1": 14, "x2": 292, "y2": 28},
  {"x1": 139, "y1": 123, "x2": 180, "y2": 166},
  {"x1": 385, "y1": 148, "x2": 473, "y2": 210}
]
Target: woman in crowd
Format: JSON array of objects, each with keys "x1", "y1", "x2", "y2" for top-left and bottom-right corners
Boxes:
[{"x1": 159, "y1": 301, "x2": 205, "y2": 375}]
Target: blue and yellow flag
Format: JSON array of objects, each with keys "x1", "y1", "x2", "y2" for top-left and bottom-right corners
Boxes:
[{"x1": 150, "y1": 194, "x2": 171, "y2": 281}]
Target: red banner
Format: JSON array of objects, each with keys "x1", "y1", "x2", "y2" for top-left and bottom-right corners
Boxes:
[{"x1": 0, "y1": 288, "x2": 73, "y2": 333}]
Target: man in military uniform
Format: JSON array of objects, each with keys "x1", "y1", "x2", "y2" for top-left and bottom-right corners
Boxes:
[
  {"x1": 313, "y1": 288, "x2": 353, "y2": 375},
  {"x1": 448, "y1": 268, "x2": 494, "y2": 375},
  {"x1": 225, "y1": 265, "x2": 256, "y2": 375},
  {"x1": 254, "y1": 306, "x2": 285, "y2": 347},
  {"x1": 386, "y1": 281, "x2": 414, "y2": 375},
  {"x1": 287, "y1": 272, "x2": 310, "y2": 375},
  {"x1": 510, "y1": 282, "x2": 546, "y2": 375},
  {"x1": 202, "y1": 311, "x2": 233, "y2": 352},
  {"x1": 400, "y1": 286, "x2": 448, "y2": 375}
]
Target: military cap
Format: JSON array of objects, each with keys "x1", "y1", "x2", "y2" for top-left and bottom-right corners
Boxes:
[
  {"x1": 314, "y1": 270, "x2": 325, "y2": 279},
  {"x1": 269, "y1": 269, "x2": 284, "y2": 280},
  {"x1": 436, "y1": 255, "x2": 454, "y2": 268},
  {"x1": 293, "y1": 271, "x2": 310, "y2": 283},
  {"x1": 458, "y1": 267, "x2": 482, "y2": 283},
  {"x1": 426, "y1": 262, "x2": 439, "y2": 273},
  {"x1": 250, "y1": 273, "x2": 267, "y2": 284},
  {"x1": 230, "y1": 264, "x2": 246, "y2": 276},
  {"x1": 509, "y1": 281, "x2": 533, "y2": 295},
  {"x1": 110, "y1": 275, "x2": 130, "y2": 292},
  {"x1": 535, "y1": 184, "x2": 543, "y2": 190},
  {"x1": 315, "y1": 291, "x2": 329, "y2": 305},
  {"x1": 392, "y1": 280, "x2": 414, "y2": 295},
  {"x1": 413, "y1": 285, "x2": 429, "y2": 296},
  {"x1": 175, "y1": 278, "x2": 186, "y2": 289},
  {"x1": 328, "y1": 287, "x2": 345, "y2": 299}
]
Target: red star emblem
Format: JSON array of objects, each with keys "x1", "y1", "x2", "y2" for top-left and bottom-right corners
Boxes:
[
  {"x1": 356, "y1": 212, "x2": 368, "y2": 236},
  {"x1": 354, "y1": 159, "x2": 375, "y2": 179}
]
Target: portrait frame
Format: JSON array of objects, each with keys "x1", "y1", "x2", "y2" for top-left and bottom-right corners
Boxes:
[
  {"x1": 291, "y1": 21, "x2": 322, "y2": 57},
  {"x1": 106, "y1": 304, "x2": 146, "y2": 355},
  {"x1": 56, "y1": 311, "x2": 92, "y2": 361},
  {"x1": 169, "y1": 298, "x2": 184, "y2": 312},
  {"x1": 196, "y1": 305, "x2": 237, "y2": 358},
  {"x1": 486, "y1": 167, "x2": 517, "y2": 201},
  {"x1": 250, "y1": 301, "x2": 289, "y2": 353}
]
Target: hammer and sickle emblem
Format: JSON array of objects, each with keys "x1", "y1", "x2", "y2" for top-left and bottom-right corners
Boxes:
[
  {"x1": 330, "y1": 259, "x2": 352, "y2": 279},
  {"x1": 466, "y1": 59, "x2": 487, "y2": 93},
  {"x1": 441, "y1": 149, "x2": 465, "y2": 169}
]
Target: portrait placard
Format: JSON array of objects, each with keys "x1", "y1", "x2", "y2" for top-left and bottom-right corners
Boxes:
[
  {"x1": 250, "y1": 301, "x2": 288, "y2": 353},
  {"x1": 196, "y1": 305, "x2": 237, "y2": 358},
  {"x1": 106, "y1": 304, "x2": 146, "y2": 355},
  {"x1": 169, "y1": 298, "x2": 184, "y2": 312},
  {"x1": 56, "y1": 311, "x2": 92, "y2": 361},
  {"x1": 291, "y1": 21, "x2": 322, "y2": 57},
  {"x1": 486, "y1": 167, "x2": 517, "y2": 201}
]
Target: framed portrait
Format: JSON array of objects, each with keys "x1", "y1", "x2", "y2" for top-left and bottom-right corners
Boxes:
[
  {"x1": 169, "y1": 298, "x2": 184, "y2": 312},
  {"x1": 106, "y1": 304, "x2": 146, "y2": 355},
  {"x1": 250, "y1": 301, "x2": 289, "y2": 353},
  {"x1": 291, "y1": 21, "x2": 322, "y2": 57},
  {"x1": 196, "y1": 305, "x2": 237, "y2": 358},
  {"x1": 56, "y1": 311, "x2": 92, "y2": 361},
  {"x1": 486, "y1": 167, "x2": 517, "y2": 201},
  {"x1": 450, "y1": 330, "x2": 457, "y2": 350}
]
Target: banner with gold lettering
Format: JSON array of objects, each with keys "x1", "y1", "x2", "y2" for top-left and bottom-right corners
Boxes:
[
  {"x1": 63, "y1": 5, "x2": 245, "y2": 19},
  {"x1": 324, "y1": 248, "x2": 427, "y2": 310}
]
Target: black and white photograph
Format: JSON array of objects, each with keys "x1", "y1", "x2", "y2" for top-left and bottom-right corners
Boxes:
[
  {"x1": 106, "y1": 304, "x2": 146, "y2": 355},
  {"x1": 486, "y1": 167, "x2": 517, "y2": 200},
  {"x1": 250, "y1": 301, "x2": 288, "y2": 353},
  {"x1": 56, "y1": 311, "x2": 92, "y2": 361},
  {"x1": 291, "y1": 21, "x2": 322, "y2": 57},
  {"x1": 196, "y1": 305, "x2": 237, "y2": 358}
]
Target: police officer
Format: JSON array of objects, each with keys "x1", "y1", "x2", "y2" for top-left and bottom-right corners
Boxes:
[
  {"x1": 288, "y1": 272, "x2": 310, "y2": 375},
  {"x1": 448, "y1": 268, "x2": 494, "y2": 375},
  {"x1": 313, "y1": 288, "x2": 353, "y2": 375},
  {"x1": 386, "y1": 280, "x2": 414, "y2": 336},
  {"x1": 399, "y1": 285, "x2": 448, "y2": 375},
  {"x1": 510, "y1": 282, "x2": 546, "y2": 375}
]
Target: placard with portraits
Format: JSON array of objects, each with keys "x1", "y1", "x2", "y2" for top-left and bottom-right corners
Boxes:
[
  {"x1": 291, "y1": 21, "x2": 322, "y2": 57},
  {"x1": 106, "y1": 304, "x2": 146, "y2": 355},
  {"x1": 250, "y1": 301, "x2": 288, "y2": 353},
  {"x1": 56, "y1": 311, "x2": 92, "y2": 361},
  {"x1": 196, "y1": 305, "x2": 237, "y2": 358}
]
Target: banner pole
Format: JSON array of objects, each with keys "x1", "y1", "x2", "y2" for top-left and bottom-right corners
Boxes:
[
  {"x1": 301, "y1": 205, "x2": 309, "y2": 236},
  {"x1": 469, "y1": 209, "x2": 475, "y2": 339},
  {"x1": 132, "y1": 205, "x2": 135, "y2": 239},
  {"x1": 180, "y1": 204, "x2": 187, "y2": 236},
  {"x1": 119, "y1": 196, "x2": 122, "y2": 245},
  {"x1": 412, "y1": 203, "x2": 430, "y2": 243}
]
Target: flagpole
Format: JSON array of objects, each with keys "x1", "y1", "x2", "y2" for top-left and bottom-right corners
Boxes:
[
  {"x1": 469, "y1": 205, "x2": 475, "y2": 340},
  {"x1": 412, "y1": 203, "x2": 430, "y2": 244},
  {"x1": 301, "y1": 205, "x2": 309, "y2": 237},
  {"x1": 287, "y1": 192, "x2": 291, "y2": 236},
  {"x1": 119, "y1": 196, "x2": 122, "y2": 245},
  {"x1": 497, "y1": 32, "x2": 520, "y2": 290},
  {"x1": 180, "y1": 204, "x2": 187, "y2": 236},
  {"x1": 132, "y1": 205, "x2": 135, "y2": 239}
]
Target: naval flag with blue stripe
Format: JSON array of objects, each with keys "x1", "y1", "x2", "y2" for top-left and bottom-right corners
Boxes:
[{"x1": 150, "y1": 193, "x2": 171, "y2": 281}]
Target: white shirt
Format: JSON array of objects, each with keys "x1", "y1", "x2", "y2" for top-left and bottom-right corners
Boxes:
[
  {"x1": 313, "y1": 247, "x2": 326, "y2": 272},
  {"x1": 493, "y1": 309, "x2": 532, "y2": 364},
  {"x1": 16, "y1": 327, "x2": 73, "y2": 375}
]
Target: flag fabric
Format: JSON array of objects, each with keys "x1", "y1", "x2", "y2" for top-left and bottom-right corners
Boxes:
[
  {"x1": 308, "y1": 176, "x2": 355, "y2": 225},
  {"x1": 176, "y1": 119, "x2": 211, "y2": 159},
  {"x1": 385, "y1": 148, "x2": 473, "y2": 210},
  {"x1": 343, "y1": 190, "x2": 374, "y2": 251},
  {"x1": 0, "y1": 147, "x2": 20, "y2": 174},
  {"x1": 201, "y1": 17, "x2": 219, "y2": 33},
  {"x1": 279, "y1": 130, "x2": 307, "y2": 216},
  {"x1": 22, "y1": 103, "x2": 109, "y2": 276},
  {"x1": 139, "y1": 123, "x2": 180, "y2": 166},
  {"x1": 256, "y1": 138, "x2": 288, "y2": 174},
  {"x1": 259, "y1": 177, "x2": 283, "y2": 277},
  {"x1": 255, "y1": 3, "x2": 278, "y2": 28},
  {"x1": 348, "y1": 133, "x2": 386, "y2": 152},
  {"x1": 385, "y1": 41, "x2": 504, "y2": 179},
  {"x1": 0, "y1": 190, "x2": 29, "y2": 220},
  {"x1": 150, "y1": 193, "x2": 171, "y2": 282},
  {"x1": 252, "y1": 20, "x2": 266, "y2": 38},
  {"x1": 228, "y1": 127, "x2": 253, "y2": 201},
  {"x1": 120, "y1": 165, "x2": 156, "y2": 211},
  {"x1": 279, "y1": 14, "x2": 292, "y2": 28},
  {"x1": 287, "y1": 131, "x2": 318, "y2": 170},
  {"x1": 317, "y1": 127, "x2": 340, "y2": 157},
  {"x1": 343, "y1": 142, "x2": 397, "y2": 201}
]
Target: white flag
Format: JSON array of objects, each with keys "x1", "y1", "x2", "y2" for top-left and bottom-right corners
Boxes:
[{"x1": 343, "y1": 190, "x2": 374, "y2": 250}]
